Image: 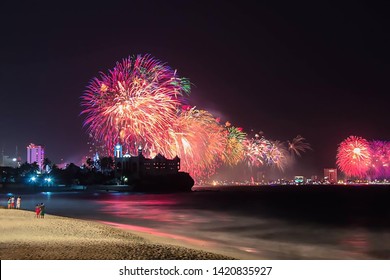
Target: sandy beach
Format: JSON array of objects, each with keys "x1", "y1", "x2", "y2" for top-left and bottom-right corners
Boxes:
[{"x1": 0, "y1": 209, "x2": 234, "y2": 260}]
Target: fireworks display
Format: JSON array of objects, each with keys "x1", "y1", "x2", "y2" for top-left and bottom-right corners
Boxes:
[
  {"x1": 243, "y1": 134, "x2": 309, "y2": 172},
  {"x1": 244, "y1": 135, "x2": 271, "y2": 168},
  {"x1": 369, "y1": 141, "x2": 390, "y2": 179},
  {"x1": 288, "y1": 135, "x2": 312, "y2": 157},
  {"x1": 265, "y1": 140, "x2": 289, "y2": 171},
  {"x1": 222, "y1": 122, "x2": 246, "y2": 166},
  {"x1": 336, "y1": 136, "x2": 371, "y2": 178},
  {"x1": 81, "y1": 55, "x2": 228, "y2": 179},
  {"x1": 81, "y1": 54, "x2": 188, "y2": 156},
  {"x1": 337, "y1": 136, "x2": 390, "y2": 179},
  {"x1": 82, "y1": 54, "x2": 312, "y2": 180},
  {"x1": 164, "y1": 107, "x2": 227, "y2": 179}
]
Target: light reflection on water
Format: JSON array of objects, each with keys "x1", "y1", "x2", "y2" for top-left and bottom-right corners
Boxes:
[
  {"x1": 96, "y1": 198, "x2": 232, "y2": 226},
  {"x1": 8, "y1": 188, "x2": 390, "y2": 259}
]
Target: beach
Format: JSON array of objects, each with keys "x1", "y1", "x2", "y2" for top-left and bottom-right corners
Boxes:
[{"x1": 0, "y1": 209, "x2": 234, "y2": 260}]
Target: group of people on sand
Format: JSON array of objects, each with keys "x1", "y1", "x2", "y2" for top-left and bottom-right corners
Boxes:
[
  {"x1": 5, "y1": 196, "x2": 46, "y2": 218},
  {"x1": 35, "y1": 203, "x2": 45, "y2": 218},
  {"x1": 7, "y1": 196, "x2": 21, "y2": 209}
]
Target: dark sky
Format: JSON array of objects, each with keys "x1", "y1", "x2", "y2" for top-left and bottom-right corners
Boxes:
[{"x1": 0, "y1": 0, "x2": 389, "y2": 177}]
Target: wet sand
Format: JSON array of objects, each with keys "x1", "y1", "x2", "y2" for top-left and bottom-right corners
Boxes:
[{"x1": 0, "y1": 209, "x2": 234, "y2": 260}]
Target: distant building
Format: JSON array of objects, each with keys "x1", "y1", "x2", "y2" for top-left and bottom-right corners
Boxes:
[
  {"x1": 294, "y1": 175, "x2": 304, "y2": 184},
  {"x1": 311, "y1": 175, "x2": 319, "y2": 182},
  {"x1": 115, "y1": 145, "x2": 180, "y2": 177},
  {"x1": 1, "y1": 146, "x2": 21, "y2": 168},
  {"x1": 27, "y1": 143, "x2": 45, "y2": 171},
  {"x1": 324, "y1": 168, "x2": 337, "y2": 183},
  {"x1": 1, "y1": 156, "x2": 20, "y2": 168}
]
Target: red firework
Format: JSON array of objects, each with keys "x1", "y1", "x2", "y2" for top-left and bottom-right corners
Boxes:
[{"x1": 336, "y1": 136, "x2": 371, "y2": 178}]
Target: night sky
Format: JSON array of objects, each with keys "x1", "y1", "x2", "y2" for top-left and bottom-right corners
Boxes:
[{"x1": 0, "y1": 1, "x2": 389, "y2": 177}]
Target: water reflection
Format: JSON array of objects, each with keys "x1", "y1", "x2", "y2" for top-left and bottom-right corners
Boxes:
[
  {"x1": 340, "y1": 228, "x2": 370, "y2": 259},
  {"x1": 98, "y1": 201, "x2": 232, "y2": 226}
]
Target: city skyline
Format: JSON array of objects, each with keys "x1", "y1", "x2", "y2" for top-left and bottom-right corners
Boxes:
[{"x1": 0, "y1": 1, "x2": 389, "y2": 178}]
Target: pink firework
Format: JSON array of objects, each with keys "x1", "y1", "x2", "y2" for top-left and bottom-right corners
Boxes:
[
  {"x1": 243, "y1": 136, "x2": 270, "y2": 167},
  {"x1": 265, "y1": 140, "x2": 289, "y2": 171},
  {"x1": 336, "y1": 136, "x2": 371, "y2": 178},
  {"x1": 243, "y1": 135, "x2": 288, "y2": 171},
  {"x1": 369, "y1": 141, "x2": 390, "y2": 179},
  {"x1": 81, "y1": 54, "x2": 189, "y2": 156}
]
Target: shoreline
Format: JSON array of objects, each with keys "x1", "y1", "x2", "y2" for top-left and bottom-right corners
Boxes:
[{"x1": 0, "y1": 209, "x2": 235, "y2": 260}]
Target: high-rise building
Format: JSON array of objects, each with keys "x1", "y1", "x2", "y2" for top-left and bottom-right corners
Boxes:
[
  {"x1": 27, "y1": 143, "x2": 45, "y2": 171},
  {"x1": 324, "y1": 168, "x2": 337, "y2": 184}
]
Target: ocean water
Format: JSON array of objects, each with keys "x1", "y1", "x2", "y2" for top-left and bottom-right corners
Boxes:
[{"x1": 2, "y1": 185, "x2": 390, "y2": 259}]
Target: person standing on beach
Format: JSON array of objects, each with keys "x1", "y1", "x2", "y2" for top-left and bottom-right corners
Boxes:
[
  {"x1": 16, "y1": 196, "x2": 21, "y2": 209},
  {"x1": 7, "y1": 197, "x2": 11, "y2": 209},
  {"x1": 35, "y1": 204, "x2": 41, "y2": 218},
  {"x1": 10, "y1": 196, "x2": 15, "y2": 208},
  {"x1": 40, "y1": 203, "x2": 45, "y2": 219}
]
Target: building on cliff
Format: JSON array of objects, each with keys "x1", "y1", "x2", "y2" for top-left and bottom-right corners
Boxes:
[{"x1": 114, "y1": 144, "x2": 180, "y2": 177}]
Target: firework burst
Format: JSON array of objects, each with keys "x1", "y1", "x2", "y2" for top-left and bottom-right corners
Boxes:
[
  {"x1": 222, "y1": 122, "x2": 246, "y2": 166},
  {"x1": 243, "y1": 135, "x2": 288, "y2": 171},
  {"x1": 265, "y1": 140, "x2": 289, "y2": 171},
  {"x1": 244, "y1": 136, "x2": 268, "y2": 167},
  {"x1": 81, "y1": 54, "x2": 189, "y2": 155},
  {"x1": 369, "y1": 141, "x2": 390, "y2": 179},
  {"x1": 336, "y1": 136, "x2": 371, "y2": 178},
  {"x1": 165, "y1": 107, "x2": 226, "y2": 178},
  {"x1": 288, "y1": 135, "x2": 312, "y2": 157}
]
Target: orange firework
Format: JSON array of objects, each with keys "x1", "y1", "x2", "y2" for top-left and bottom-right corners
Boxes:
[{"x1": 164, "y1": 107, "x2": 227, "y2": 179}]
